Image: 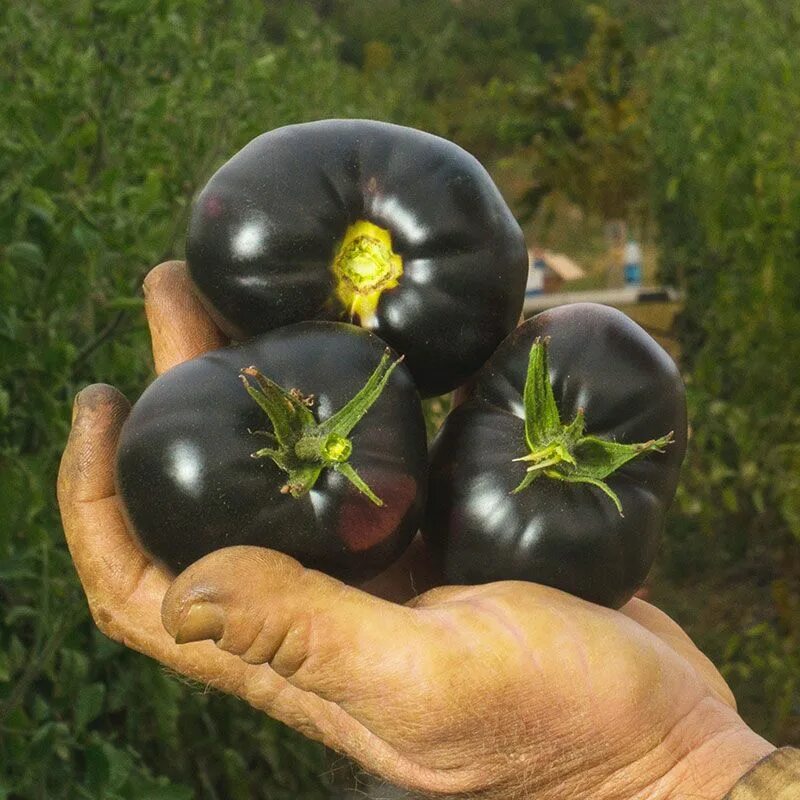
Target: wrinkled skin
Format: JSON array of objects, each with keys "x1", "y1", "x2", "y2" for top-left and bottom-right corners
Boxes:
[{"x1": 58, "y1": 261, "x2": 773, "y2": 800}]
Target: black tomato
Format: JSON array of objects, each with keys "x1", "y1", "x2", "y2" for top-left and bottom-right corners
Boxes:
[
  {"x1": 116, "y1": 322, "x2": 428, "y2": 581},
  {"x1": 186, "y1": 119, "x2": 528, "y2": 397},
  {"x1": 424, "y1": 303, "x2": 688, "y2": 608}
]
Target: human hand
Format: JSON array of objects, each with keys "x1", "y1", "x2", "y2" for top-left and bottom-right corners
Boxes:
[{"x1": 58, "y1": 262, "x2": 773, "y2": 799}]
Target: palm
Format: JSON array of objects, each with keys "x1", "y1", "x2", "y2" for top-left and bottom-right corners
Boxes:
[{"x1": 59, "y1": 261, "x2": 746, "y2": 799}]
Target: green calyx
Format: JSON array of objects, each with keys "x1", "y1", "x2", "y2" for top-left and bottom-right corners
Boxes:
[
  {"x1": 512, "y1": 337, "x2": 674, "y2": 515},
  {"x1": 240, "y1": 350, "x2": 402, "y2": 506}
]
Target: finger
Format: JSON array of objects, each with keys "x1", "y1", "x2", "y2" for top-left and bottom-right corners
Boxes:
[
  {"x1": 143, "y1": 260, "x2": 227, "y2": 374},
  {"x1": 56, "y1": 391, "x2": 351, "y2": 737},
  {"x1": 621, "y1": 598, "x2": 736, "y2": 708},
  {"x1": 58, "y1": 384, "x2": 130, "y2": 504},
  {"x1": 56, "y1": 388, "x2": 400, "y2": 773},
  {"x1": 57, "y1": 384, "x2": 162, "y2": 608},
  {"x1": 161, "y1": 547, "x2": 448, "y2": 736},
  {"x1": 621, "y1": 598, "x2": 698, "y2": 648}
]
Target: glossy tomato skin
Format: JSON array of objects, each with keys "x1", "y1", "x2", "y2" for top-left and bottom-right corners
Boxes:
[
  {"x1": 424, "y1": 304, "x2": 687, "y2": 608},
  {"x1": 116, "y1": 322, "x2": 428, "y2": 581},
  {"x1": 186, "y1": 119, "x2": 528, "y2": 397}
]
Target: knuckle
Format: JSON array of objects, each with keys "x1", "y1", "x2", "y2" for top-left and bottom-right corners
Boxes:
[
  {"x1": 88, "y1": 600, "x2": 119, "y2": 639},
  {"x1": 267, "y1": 613, "x2": 316, "y2": 682}
]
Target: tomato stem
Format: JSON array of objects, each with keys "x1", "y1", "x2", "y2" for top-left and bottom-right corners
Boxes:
[
  {"x1": 240, "y1": 350, "x2": 402, "y2": 505},
  {"x1": 513, "y1": 337, "x2": 674, "y2": 514},
  {"x1": 332, "y1": 220, "x2": 403, "y2": 326}
]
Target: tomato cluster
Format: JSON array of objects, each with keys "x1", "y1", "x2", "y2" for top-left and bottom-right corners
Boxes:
[{"x1": 117, "y1": 120, "x2": 686, "y2": 606}]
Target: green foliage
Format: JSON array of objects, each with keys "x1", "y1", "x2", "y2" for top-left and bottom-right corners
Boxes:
[
  {"x1": 539, "y1": 5, "x2": 650, "y2": 219},
  {"x1": 0, "y1": 0, "x2": 417, "y2": 795},
  {"x1": 649, "y1": 0, "x2": 800, "y2": 546},
  {"x1": 496, "y1": 5, "x2": 650, "y2": 223},
  {"x1": 648, "y1": 0, "x2": 800, "y2": 743},
  {"x1": 650, "y1": 1, "x2": 800, "y2": 401},
  {"x1": 723, "y1": 619, "x2": 800, "y2": 742}
]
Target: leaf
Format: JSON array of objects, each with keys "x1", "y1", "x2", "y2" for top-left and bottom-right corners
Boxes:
[
  {"x1": 75, "y1": 683, "x2": 107, "y2": 731},
  {"x1": 58, "y1": 648, "x2": 90, "y2": 690},
  {"x1": 30, "y1": 721, "x2": 69, "y2": 751},
  {"x1": 240, "y1": 367, "x2": 313, "y2": 446},
  {"x1": 32, "y1": 696, "x2": 49, "y2": 722},
  {"x1": 551, "y1": 471, "x2": 624, "y2": 515},
  {"x1": 0, "y1": 558, "x2": 37, "y2": 581},
  {"x1": 721, "y1": 485, "x2": 739, "y2": 513},
  {"x1": 5, "y1": 241, "x2": 45, "y2": 270},
  {"x1": 522, "y1": 338, "x2": 562, "y2": 450},
  {"x1": 666, "y1": 175, "x2": 680, "y2": 200},
  {"x1": 102, "y1": 742, "x2": 134, "y2": 791},
  {"x1": 318, "y1": 349, "x2": 401, "y2": 437},
  {"x1": 572, "y1": 432, "x2": 673, "y2": 480},
  {"x1": 335, "y1": 462, "x2": 383, "y2": 506},
  {"x1": 25, "y1": 187, "x2": 58, "y2": 228},
  {"x1": 105, "y1": 296, "x2": 145, "y2": 310},
  {"x1": 72, "y1": 223, "x2": 102, "y2": 254},
  {"x1": 4, "y1": 605, "x2": 36, "y2": 625},
  {"x1": 85, "y1": 741, "x2": 111, "y2": 792},
  {"x1": 141, "y1": 786, "x2": 194, "y2": 800}
]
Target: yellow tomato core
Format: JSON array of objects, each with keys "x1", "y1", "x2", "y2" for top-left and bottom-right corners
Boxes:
[{"x1": 332, "y1": 220, "x2": 402, "y2": 325}]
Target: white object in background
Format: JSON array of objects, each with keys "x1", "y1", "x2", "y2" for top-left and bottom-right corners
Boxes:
[
  {"x1": 523, "y1": 285, "x2": 684, "y2": 316},
  {"x1": 526, "y1": 248, "x2": 547, "y2": 295},
  {"x1": 527, "y1": 256, "x2": 546, "y2": 295}
]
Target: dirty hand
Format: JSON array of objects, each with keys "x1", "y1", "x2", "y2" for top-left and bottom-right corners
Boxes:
[{"x1": 58, "y1": 261, "x2": 773, "y2": 799}]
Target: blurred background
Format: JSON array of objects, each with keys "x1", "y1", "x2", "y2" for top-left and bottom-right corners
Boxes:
[{"x1": 1, "y1": 0, "x2": 798, "y2": 797}]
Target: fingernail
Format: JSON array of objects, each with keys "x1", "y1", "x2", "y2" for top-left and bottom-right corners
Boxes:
[
  {"x1": 71, "y1": 389, "x2": 86, "y2": 424},
  {"x1": 174, "y1": 602, "x2": 226, "y2": 644},
  {"x1": 142, "y1": 269, "x2": 156, "y2": 297}
]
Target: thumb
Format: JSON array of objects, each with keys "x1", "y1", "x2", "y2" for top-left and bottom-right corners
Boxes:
[{"x1": 161, "y1": 546, "x2": 449, "y2": 730}]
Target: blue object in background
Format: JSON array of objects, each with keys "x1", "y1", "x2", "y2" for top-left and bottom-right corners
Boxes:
[
  {"x1": 526, "y1": 254, "x2": 547, "y2": 296},
  {"x1": 624, "y1": 240, "x2": 643, "y2": 286},
  {"x1": 624, "y1": 263, "x2": 642, "y2": 285}
]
